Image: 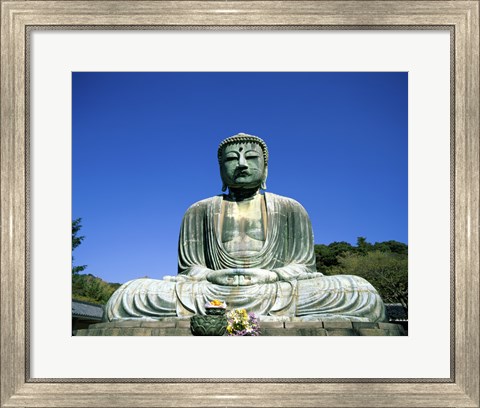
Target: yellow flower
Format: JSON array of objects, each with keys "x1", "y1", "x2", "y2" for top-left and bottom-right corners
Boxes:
[{"x1": 210, "y1": 299, "x2": 223, "y2": 306}]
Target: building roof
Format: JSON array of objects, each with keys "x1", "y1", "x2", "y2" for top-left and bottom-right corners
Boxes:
[
  {"x1": 385, "y1": 303, "x2": 408, "y2": 321},
  {"x1": 72, "y1": 300, "x2": 104, "y2": 320}
]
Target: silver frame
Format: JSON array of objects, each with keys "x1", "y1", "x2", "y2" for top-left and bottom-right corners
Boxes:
[{"x1": 1, "y1": 2, "x2": 478, "y2": 407}]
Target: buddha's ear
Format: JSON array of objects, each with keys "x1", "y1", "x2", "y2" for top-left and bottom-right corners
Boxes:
[
  {"x1": 220, "y1": 166, "x2": 227, "y2": 191},
  {"x1": 261, "y1": 166, "x2": 268, "y2": 190}
]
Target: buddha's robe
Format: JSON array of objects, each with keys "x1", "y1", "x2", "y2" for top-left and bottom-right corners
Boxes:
[{"x1": 106, "y1": 193, "x2": 386, "y2": 322}]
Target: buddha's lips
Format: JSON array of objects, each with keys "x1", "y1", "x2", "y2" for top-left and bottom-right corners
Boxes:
[{"x1": 235, "y1": 170, "x2": 251, "y2": 177}]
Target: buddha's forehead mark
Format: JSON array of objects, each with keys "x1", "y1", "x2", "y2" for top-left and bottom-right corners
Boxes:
[{"x1": 223, "y1": 142, "x2": 262, "y2": 155}]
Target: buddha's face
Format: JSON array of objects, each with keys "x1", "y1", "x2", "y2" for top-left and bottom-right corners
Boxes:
[{"x1": 220, "y1": 142, "x2": 266, "y2": 190}]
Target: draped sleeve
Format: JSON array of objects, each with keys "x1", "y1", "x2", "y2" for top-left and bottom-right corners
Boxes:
[
  {"x1": 266, "y1": 194, "x2": 320, "y2": 280},
  {"x1": 177, "y1": 198, "x2": 212, "y2": 280}
]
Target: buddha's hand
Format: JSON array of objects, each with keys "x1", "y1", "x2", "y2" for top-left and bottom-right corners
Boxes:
[
  {"x1": 165, "y1": 268, "x2": 211, "y2": 282},
  {"x1": 296, "y1": 271, "x2": 323, "y2": 280},
  {"x1": 207, "y1": 268, "x2": 278, "y2": 286},
  {"x1": 164, "y1": 275, "x2": 190, "y2": 282},
  {"x1": 274, "y1": 269, "x2": 323, "y2": 282}
]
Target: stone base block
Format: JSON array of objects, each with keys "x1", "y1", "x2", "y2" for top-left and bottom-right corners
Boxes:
[{"x1": 75, "y1": 319, "x2": 406, "y2": 336}]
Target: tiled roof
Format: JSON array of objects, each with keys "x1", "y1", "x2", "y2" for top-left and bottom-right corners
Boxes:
[{"x1": 72, "y1": 300, "x2": 104, "y2": 320}]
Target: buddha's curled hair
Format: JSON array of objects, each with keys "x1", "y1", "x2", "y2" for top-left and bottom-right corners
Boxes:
[{"x1": 217, "y1": 133, "x2": 269, "y2": 165}]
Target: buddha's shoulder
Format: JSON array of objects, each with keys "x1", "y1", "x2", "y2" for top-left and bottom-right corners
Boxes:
[
  {"x1": 265, "y1": 192, "x2": 307, "y2": 210},
  {"x1": 183, "y1": 193, "x2": 309, "y2": 214},
  {"x1": 184, "y1": 195, "x2": 222, "y2": 213}
]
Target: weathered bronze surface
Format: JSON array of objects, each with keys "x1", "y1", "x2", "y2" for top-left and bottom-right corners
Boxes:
[{"x1": 106, "y1": 134, "x2": 386, "y2": 322}]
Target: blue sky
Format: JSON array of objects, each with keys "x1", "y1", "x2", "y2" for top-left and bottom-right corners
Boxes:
[{"x1": 72, "y1": 72, "x2": 408, "y2": 284}]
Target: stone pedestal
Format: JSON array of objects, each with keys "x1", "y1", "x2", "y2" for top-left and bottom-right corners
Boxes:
[{"x1": 75, "y1": 319, "x2": 406, "y2": 336}]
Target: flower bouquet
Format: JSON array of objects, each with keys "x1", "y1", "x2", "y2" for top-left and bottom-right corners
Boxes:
[{"x1": 226, "y1": 309, "x2": 261, "y2": 336}]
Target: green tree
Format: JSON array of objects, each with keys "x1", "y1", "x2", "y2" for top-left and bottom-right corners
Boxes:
[
  {"x1": 332, "y1": 251, "x2": 408, "y2": 311},
  {"x1": 71, "y1": 218, "x2": 121, "y2": 305},
  {"x1": 372, "y1": 240, "x2": 408, "y2": 256},
  {"x1": 72, "y1": 218, "x2": 87, "y2": 275},
  {"x1": 315, "y1": 241, "x2": 354, "y2": 273},
  {"x1": 315, "y1": 238, "x2": 408, "y2": 313},
  {"x1": 356, "y1": 236, "x2": 372, "y2": 255},
  {"x1": 315, "y1": 238, "x2": 408, "y2": 272},
  {"x1": 72, "y1": 274, "x2": 121, "y2": 304}
]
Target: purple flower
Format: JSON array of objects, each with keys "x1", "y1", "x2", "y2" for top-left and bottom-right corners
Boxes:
[{"x1": 226, "y1": 309, "x2": 261, "y2": 336}]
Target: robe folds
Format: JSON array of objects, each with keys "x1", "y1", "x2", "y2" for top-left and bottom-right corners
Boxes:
[{"x1": 106, "y1": 193, "x2": 387, "y2": 322}]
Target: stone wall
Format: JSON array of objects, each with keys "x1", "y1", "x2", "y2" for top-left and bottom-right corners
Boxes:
[{"x1": 75, "y1": 319, "x2": 406, "y2": 336}]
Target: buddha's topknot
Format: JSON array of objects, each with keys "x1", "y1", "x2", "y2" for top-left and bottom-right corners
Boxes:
[{"x1": 217, "y1": 133, "x2": 269, "y2": 165}]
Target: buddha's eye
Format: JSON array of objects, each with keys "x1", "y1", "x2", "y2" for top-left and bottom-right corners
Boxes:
[{"x1": 224, "y1": 155, "x2": 238, "y2": 162}]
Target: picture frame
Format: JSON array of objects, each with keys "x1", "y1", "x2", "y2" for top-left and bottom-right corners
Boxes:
[{"x1": 1, "y1": 1, "x2": 478, "y2": 407}]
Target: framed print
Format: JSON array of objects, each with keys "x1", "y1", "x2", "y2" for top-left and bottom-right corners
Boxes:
[
  {"x1": 69, "y1": 71, "x2": 408, "y2": 337},
  {"x1": 1, "y1": 1, "x2": 478, "y2": 407}
]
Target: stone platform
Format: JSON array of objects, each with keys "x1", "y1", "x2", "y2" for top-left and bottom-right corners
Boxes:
[{"x1": 75, "y1": 319, "x2": 406, "y2": 336}]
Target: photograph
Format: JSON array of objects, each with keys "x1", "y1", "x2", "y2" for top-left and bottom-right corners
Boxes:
[{"x1": 71, "y1": 72, "x2": 408, "y2": 336}]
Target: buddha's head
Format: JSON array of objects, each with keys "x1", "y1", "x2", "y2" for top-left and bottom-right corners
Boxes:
[{"x1": 217, "y1": 133, "x2": 269, "y2": 192}]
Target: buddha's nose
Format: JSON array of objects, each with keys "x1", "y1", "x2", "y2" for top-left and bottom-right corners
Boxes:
[{"x1": 238, "y1": 155, "x2": 247, "y2": 167}]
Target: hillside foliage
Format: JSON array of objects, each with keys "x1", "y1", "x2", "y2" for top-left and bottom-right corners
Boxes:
[
  {"x1": 315, "y1": 237, "x2": 408, "y2": 309},
  {"x1": 72, "y1": 218, "x2": 121, "y2": 305}
]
